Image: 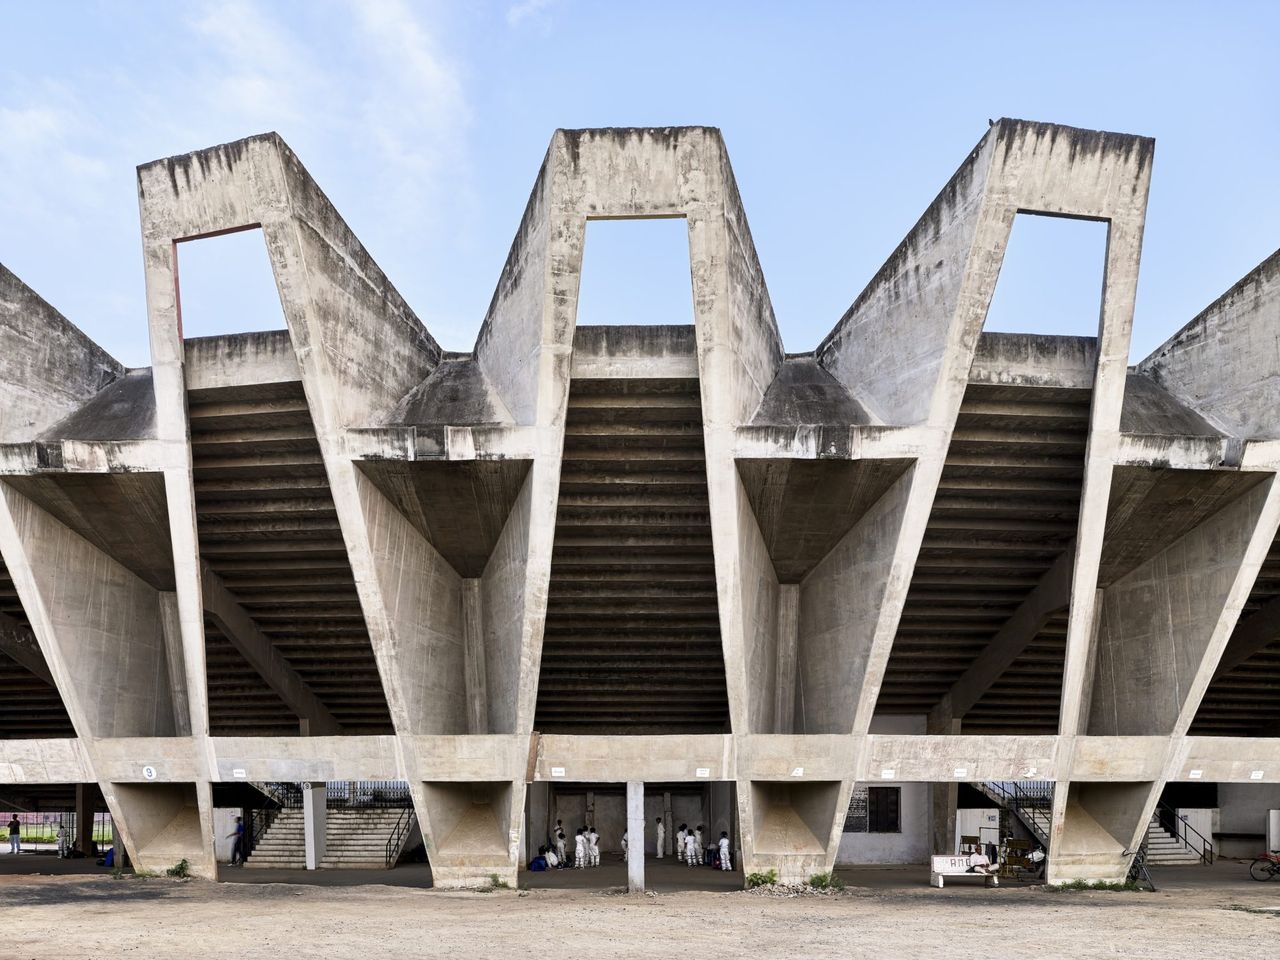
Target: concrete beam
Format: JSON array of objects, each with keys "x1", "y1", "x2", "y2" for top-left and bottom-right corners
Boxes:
[
  {"x1": 934, "y1": 545, "x2": 1074, "y2": 722},
  {"x1": 0, "y1": 610, "x2": 53, "y2": 686},
  {"x1": 199, "y1": 562, "x2": 340, "y2": 736},
  {"x1": 1213, "y1": 592, "x2": 1280, "y2": 680}
]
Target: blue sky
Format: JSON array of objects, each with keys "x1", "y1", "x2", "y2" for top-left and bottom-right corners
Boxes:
[{"x1": 2, "y1": 0, "x2": 1277, "y2": 368}]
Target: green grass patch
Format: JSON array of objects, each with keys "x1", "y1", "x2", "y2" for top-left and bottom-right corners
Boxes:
[
  {"x1": 746, "y1": 869, "x2": 778, "y2": 888},
  {"x1": 165, "y1": 859, "x2": 190, "y2": 878},
  {"x1": 807, "y1": 871, "x2": 845, "y2": 891}
]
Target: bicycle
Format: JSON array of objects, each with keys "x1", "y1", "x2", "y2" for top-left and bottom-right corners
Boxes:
[{"x1": 1249, "y1": 852, "x2": 1280, "y2": 881}]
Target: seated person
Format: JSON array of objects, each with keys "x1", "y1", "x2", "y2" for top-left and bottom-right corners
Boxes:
[
  {"x1": 546, "y1": 848, "x2": 561, "y2": 869},
  {"x1": 529, "y1": 844, "x2": 549, "y2": 871},
  {"x1": 966, "y1": 849, "x2": 998, "y2": 875}
]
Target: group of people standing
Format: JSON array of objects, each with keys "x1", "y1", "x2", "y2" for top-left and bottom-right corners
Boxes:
[
  {"x1": 529, "y1": 817, "x2": 732, "y2": 871},
  {"x1": 657, "y1": 820, "x2": 732, "y2": 871}
]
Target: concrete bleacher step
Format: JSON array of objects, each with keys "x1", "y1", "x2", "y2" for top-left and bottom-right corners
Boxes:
[
  {"x1": 1145, "y1": 819, "x2": 1203, "y2": 865},
  {"x1": 244, "y1": 808, "x2": 412, "y2": 869}
]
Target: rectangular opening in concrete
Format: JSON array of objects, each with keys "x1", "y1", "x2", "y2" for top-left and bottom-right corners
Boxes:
[
  {"x1": 187, "y1": 364, "x2": 394, "y2": 737},
  {"x1": 876, "y1": 374, "x2": 1091, "y2": 733},
  {"x1": 876, "y1": 216, "x2": 1110, "y2": 734},
  {"x1": 836, "y1": 777, "x2": 1053, "y2": 880},
  {"x1": 983, "y1": 213, "x2": 1108, "y2": 338},
  {"x1": 750, "y1": 780, "x2": 840, "y2": 856},
  {"x1": 0, "y1": 783, "x2": 113, "y2": 874},
  {"x1": 521, "y1": 780, "x2": 740, "y2": 890},
  {"x1": 576, "y1": 217, "x2": 694, "y2": 326},
  {"x1": 175, "y1": 227, "x2": 286, "y2": 339},
  {"x1": 212, "y1": 780, "x2": 421, "y2": 872},
  {"x1": 534, "y1": 369, "x2": 730, "y2": 734},
  {"x1": 423, "y1": 780, "x2": 512, "y2": 859}
]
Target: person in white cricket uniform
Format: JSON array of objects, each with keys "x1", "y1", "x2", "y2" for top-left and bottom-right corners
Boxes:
[
  {"x1": 695, "y1": 824, "x2": 704, "y2": 865},
  {"x1": 683, "y1": 830, "x2": 698, "y2": 867},
  {"x1": 655, "y1": 818, "x2": 665, "y2": 859},
  {"x1": 574, "y1": 828, "x2": 587, "y2": 869},
  {"x1": 676, "y1": 824, "x2": 687, "y2": 863},
  {"x1": 589, "y1": 826, "x2": 600, "y2": 867},
  {"x1": 555, "y1": 831, "x2": 566, "y2": 864},
  {"x1": 718, "y1": 832, "x2": 731, "y2": 870}
]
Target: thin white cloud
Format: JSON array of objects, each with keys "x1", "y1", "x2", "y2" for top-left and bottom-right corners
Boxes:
[
  {"x1": 506, "y1": 0, "x2": 556, "y2": 27},
  {"x1": 188, "y1": 0, "x2": 329, "y2": 135}
]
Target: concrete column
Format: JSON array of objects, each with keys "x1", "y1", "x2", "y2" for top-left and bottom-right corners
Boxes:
[
  {"x1": 928, "y1": 715, "x2": 961, "y2": 854},
  {"x1": 663, "y1": 792, "x2": 673, "y2": 856},
  {"x1": 75, "y1": 783, "x2": 93, "y2": 856},
  {"x1": 626, "y1": 781, "x2": 644, "y2": 893},
  {"x1": 303, "y1": 782, "x2": 326, "y2": 871}
]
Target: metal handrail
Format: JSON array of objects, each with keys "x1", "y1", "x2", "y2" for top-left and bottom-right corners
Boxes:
[
  {"x1": 385, "y1": 807, "x2": 416, "y2": 869},
  {"x1": 1155, "y1": 801, "x2": 1214, "y2": 865},
  {"x1": 980, "y1": 780, "x2": 1052, "y2": 846}
]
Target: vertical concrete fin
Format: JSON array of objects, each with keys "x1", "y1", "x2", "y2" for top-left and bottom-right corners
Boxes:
[
  {"x1": 0, "y1": 264, "x2": 124, "y2": 443},
  {"x1": 815, "y1": 128, "x2": 1000, "y2": 427},
  {"x1": 801, "y1": 467, "x2": 917, "y2": 736},
  {"x1": 463, "y1": 579, "x2": 489, "y2": 735},
  {"x1": 1137, "y1": 248, "x2": 1280, "y2": 439},
  {"x1": 158, "y1": 592, "x2": 192, "y2": 737},
  {"x1": 344, "y1": 469, "x2": 468, "y2": 736},
  {"x1": 1087, "y1": 477, "x2": 1277, "y2": 736},
  {"x1": 0, "y1": 480, "x2": 176, "y2": 740},
  {"x1": 773, "y1": 585, "x2": 798, "y2": 735}
]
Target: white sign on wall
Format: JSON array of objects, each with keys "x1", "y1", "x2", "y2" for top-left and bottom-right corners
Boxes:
[
  {"x1": 696, "y1": 768, "x2": 711, "y2": 778},
  {"x1": 551, "y1": 767, "x2": 566, "y2": 778},
  {"x1": 141, "y1": 765, "x2": 157, "y2": 781}
]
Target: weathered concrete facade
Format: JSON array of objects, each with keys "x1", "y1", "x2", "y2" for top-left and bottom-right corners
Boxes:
[{"x1": 2, "y1": 120, "x2": 1279, "y2": 886}]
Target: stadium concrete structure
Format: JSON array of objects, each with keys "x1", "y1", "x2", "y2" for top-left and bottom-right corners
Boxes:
[{"x1": 2, "y1": 119, "x2": 1279, "y2": 888}]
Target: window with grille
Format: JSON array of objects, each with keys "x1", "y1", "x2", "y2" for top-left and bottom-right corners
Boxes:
[{"x1": 867, "y1": 786, "x2": 900, "y2": 833}]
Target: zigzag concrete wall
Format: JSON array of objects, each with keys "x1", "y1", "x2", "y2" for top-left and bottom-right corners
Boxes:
[{"x1": 1, "y1": 120, "x2": 1278, "y2": 885}]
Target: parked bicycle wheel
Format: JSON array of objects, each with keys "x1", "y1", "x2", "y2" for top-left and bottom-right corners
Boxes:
[{"x1": 1249, "y1": 858, "x2": 1278, "y2": 881}]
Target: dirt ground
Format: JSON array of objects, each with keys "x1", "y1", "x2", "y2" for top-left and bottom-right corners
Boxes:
[{"x1": 1, "y1": 864, "x2": 1271, "y2": 959}]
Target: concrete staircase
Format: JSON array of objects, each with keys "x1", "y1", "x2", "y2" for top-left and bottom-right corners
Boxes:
[
  {"x1": 1145, "y1": 814, "x2": 1203, "y2": 865},
  {"x1": 321, "y1": 809, "x2": 411, "y2": 869},
  {"x1": 244, "y1": 808, "x2": 414, "y2": 870},
  {"x1": 244, "y1": 810, "x2": 306, "y2": 869}
]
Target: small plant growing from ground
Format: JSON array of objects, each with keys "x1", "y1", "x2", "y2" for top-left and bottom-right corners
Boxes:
[
  {"x1": 746, "y1": 869, "x2": 778, "y2": 888},
  {"x1": 1047, "y1": 878, "x2": 1142, "y2": 892},
  {"x1": 166, "y1": 859, "x2": 190, "y2": 878},
  {"x1": 475, "y1": 872, "x2": 511, "y2": 892},
  {"x1": 808, "y1": 871, "x2": 845, "y2": 891}
]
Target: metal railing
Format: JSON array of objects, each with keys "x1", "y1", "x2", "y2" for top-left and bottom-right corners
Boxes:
[
  {"x1": 1154, "y1": 802, "x2": 1214, "y2": 865},
  {"x1": 329, "y1": 781, "x2": 413, "y2": 809},
  {"x1": 385, "y1": 807, "x2": 416, "y2": 868},
  {"x1": 979, "y1": 781, "x2": 1053, "y2": 846},
  {"x1": 248, "y1": 782, "x2": 302, "y2": 854}
]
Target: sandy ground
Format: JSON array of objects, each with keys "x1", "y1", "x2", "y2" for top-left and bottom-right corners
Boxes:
[{"x1": 1, "y1": 863, "x2": 1273, "y2": 960}]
